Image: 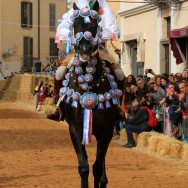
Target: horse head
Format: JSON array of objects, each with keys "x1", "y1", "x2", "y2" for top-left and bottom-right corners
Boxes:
[{"x1": 71, "y1": 1, "x2": 101, "y2": 62}]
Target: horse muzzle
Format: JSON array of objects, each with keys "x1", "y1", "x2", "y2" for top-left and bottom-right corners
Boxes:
[{"x1": 79, "y1": 54, "x2": 90, "y2": 62}]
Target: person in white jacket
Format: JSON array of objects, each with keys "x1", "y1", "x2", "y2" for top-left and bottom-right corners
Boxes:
[
  {"x1": 56, "y1": 0, "x2": 120, "y2": 45},
  {"x1": 55, "y1": 0, "x2": 124, "y2": 81}
]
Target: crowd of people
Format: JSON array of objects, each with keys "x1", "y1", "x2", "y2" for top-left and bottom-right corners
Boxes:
[
  {"x1": 120, "y1": 68, "x2": 188, "y2": 147},
  {"x1": 38, "y1": 55, "x2": 66, "y2": 77},
  {"x1": 33, "y1": 57, "x2": 188, "y2": 148}
]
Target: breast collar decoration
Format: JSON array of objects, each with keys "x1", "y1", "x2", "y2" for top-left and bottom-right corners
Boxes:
[{"x1": 58, "y1": 56, "x2": 122, "y2": 145}]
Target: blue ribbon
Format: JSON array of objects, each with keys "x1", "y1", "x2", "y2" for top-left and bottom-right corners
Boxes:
[
  {"x1": 98, "y1": 103, "x2": 104, "y2": 110},
  {"x1": 66, "y1": 41, "x2": 72, "y2": 54}
]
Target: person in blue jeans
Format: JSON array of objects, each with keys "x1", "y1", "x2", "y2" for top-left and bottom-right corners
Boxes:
[{"x1": 123, "y1": 100, "x2": 151, "y2": 148}]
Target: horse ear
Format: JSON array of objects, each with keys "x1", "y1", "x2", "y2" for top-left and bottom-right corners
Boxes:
[
  {"x1": 93, "y1": 1, "x2": 99, "y2": 12},
  {"x1": 73, "y1": 2, "x2": 79, "y2": 10}
]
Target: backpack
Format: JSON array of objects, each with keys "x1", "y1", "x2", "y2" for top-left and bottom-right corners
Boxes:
[{"x1": 142, "y1": 106, "x2": 158, "y2": 127}]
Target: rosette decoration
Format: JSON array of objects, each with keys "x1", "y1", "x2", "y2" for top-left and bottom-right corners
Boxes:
[
  {"x1": 66, "y1": 89, "x2": 74, "y2": 103},
  {"x1": 80, "y1": 83, "x2": 89, "y2": 91},
  {"x1": 57, "y1": 87, "x2": 69, "y2": 106},
  {"x1": 86, "y1": 65, "x2": 96, "y2": 75},
  {"x1": 104, "y1": 92, "x2": 111, "y2": 108},
  {"x1": 72, "y1": 57, "x2": 81, "y2": 66},
  {"x1": 71, "y1": 92, "x2": 81, "y2": 108},
  {"x1": 84, "y1": 74, "x2": 93, "y2": 83},
  {"x1": 78, "y1": 75, "x2": 85, "y2": 84},
  {"x1": 98, "y1": 94, "x2": 105, "y2": 110},
  {"x1": 110, "y1": 89, "x2": 118, "y2": 105},
  {"x1": 81, "y1": 93, "x2": 98, "y2": 145},
  {"x1": 75, "y1": 66, "x2": 83, "y2": 75},
  {"x1": 88, "y1": 57, "x2": 98, "y2": 66},
  {"x1": 115, "y1": 89, "x2": 123, "y2": 105}
]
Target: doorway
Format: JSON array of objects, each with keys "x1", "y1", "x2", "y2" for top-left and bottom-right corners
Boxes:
[
  {"x1": 160, "y1": 42, "x2": 170, "y2": 74},
  {"x1": 126, "y1": 40, "x2": 138, "y2": 76}
]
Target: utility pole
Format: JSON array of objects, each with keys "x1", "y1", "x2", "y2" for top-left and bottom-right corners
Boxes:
[{"x1": 38, "y1": 0, "x2": 40, "y2": 60}]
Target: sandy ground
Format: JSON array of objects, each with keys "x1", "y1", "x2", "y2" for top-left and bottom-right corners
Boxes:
[{"x1": 1, "y1": 102, "x2": 188, "y2": 188}]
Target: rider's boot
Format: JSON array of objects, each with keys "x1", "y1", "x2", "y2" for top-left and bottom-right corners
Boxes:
[{"x1": 47, "y1": 107, "x2": 63, "y2": 121}]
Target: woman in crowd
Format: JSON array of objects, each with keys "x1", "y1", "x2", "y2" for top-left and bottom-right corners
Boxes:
[
  {"x1": 126, "y1": 75, "x2": 136, "y2": 87},
  {"x1": 161, "y1": 76, "x2": 169, "y2": 90},
  {"x1": 149, "y1": 82, "x2": 166, "y2": 133}
]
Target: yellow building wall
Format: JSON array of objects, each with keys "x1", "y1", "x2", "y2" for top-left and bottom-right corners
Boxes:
[
  {"x1": 106, "y1": 1, "x2": 149, "y2": 66},
  {"x1": 122, "y1": 9, "x2": 158, "y2": 75},
  {"x1": 1, "y1": 0, "x2": 38, "y2": 76},
  {"x1": 0, "y1": 0, "x2": 66, "y2": 77},
  {"x1": 177, "y1": 1, "x2": 188, "y2": 28}
]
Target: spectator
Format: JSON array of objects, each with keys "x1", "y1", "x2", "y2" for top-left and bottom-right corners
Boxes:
[
  {"x1": 130, "y1": 84, "x2": 139, "y2": 102},
  {"x1": 167, "y1": 95, "x2": 183, "y2": 139},
  {"x1": 123, "y1": 101, "x2": 151, "y2": 148},
  {"x1": 179, "y1": 82, "x2": 188, "y2": 142},
  {"x1": 124, "y1": 86, "x2": 131, "y2": 106},
  {"x1": 161, "y1": 76, "x2": 169, "y2": 90},
  {"x1": 126, "y1": 75, "x2": 136, "y2": 87},
  {"x1": 33, "y1": 81, "x2": 44, "y2": 110},
  {"x1": 136, "y1": 78, "x2": 149, "y2": 100},
  {"x1": 149, "y1": 82, "x2": 166, "y2": 133},
  {"x1": 168, "y1": 74, "x2": 174, "y2": 83},
  {"x1": 156, "y1": 75, "x2": 162, "y2": 87},
  {"x1": 150, "y1": 82, "x2": 166, "y2": 104}
]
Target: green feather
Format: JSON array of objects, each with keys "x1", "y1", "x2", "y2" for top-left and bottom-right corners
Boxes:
[{"x1": 88, "y1": 1, "x2": 93, "y2": 9}]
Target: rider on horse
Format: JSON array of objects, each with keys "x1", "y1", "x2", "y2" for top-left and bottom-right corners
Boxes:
[{"x1": 48, "y1": 0, "x2": 125, "y2": 121}]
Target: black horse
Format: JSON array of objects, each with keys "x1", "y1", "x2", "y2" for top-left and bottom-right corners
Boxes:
[{"x1": 59, "y1": 2, "x2": 121, "y2": 188}]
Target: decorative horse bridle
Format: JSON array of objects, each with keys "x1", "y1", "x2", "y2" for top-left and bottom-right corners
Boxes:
[{"x1": 67, "y1": 7, "x2": 103, "y2": 50}]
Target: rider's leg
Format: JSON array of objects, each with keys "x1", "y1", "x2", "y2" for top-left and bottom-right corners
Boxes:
[{"x1": 47, "y1": 53, "x2": 74, "y2": 121}]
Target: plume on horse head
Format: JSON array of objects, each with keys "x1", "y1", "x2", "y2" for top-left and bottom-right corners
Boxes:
[{"x1": 71, "y1": 1, "x2": 101, "y2": 61}]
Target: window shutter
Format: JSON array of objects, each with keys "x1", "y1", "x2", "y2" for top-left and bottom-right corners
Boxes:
[
  {"x1": 21, "y1": 2, "x2": 25, "y2": 27},
  {"x1": 30, "y1": 3, "x2": 33, "y2": 28}
]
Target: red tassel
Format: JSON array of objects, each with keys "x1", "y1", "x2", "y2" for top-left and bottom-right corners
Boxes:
[{"x1": 89, "y1": 110, "x2": 93, "y2": 143}]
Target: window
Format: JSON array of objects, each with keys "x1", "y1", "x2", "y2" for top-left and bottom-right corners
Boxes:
[
  {"x1": 49, "y1": 4, "x2": 56, "y2": 31},
  {"x1": 23, "y1": 37, "x2": 33, "y2": 71},
  {"x1": 21, "y1": 1, "x2": 33, "y2": 28},
  {"x1": 166, "y1": 17, "x2": 171, "y2": 37},
  {"x1": 50, "y1": 38, "x2": 58, "y2": 57}
]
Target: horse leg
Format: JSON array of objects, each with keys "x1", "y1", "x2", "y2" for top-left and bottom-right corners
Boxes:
[
  {"x1": 69, "y1": 126, "x2": 89, "y2": 188},
  {"x1": 93, "y1": 136, "x2": 112, "y2": 188},
  {"x1": 100, "y1": 160, "x2": 108, "y2": 188}
]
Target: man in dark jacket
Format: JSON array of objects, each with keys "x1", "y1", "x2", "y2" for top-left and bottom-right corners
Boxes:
[
  {"x1": 137, "y1": 78, "x2": 149, "y2": 100},
  {"x1": 123, "y1": 101, "x2": 151, "y2": 148}
]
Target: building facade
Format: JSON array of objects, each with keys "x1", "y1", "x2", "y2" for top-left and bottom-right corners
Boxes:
[
  {"x1": 118, "y1": 0, "x2": 188, "y2": 76},
  {"x1": 0, "y1": 0, "x2": 66, "y2": 78}
]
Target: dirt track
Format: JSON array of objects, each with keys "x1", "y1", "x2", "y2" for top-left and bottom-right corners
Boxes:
[{"x1": 1, "y1": 102, "x2": 188, "y2": 188}]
